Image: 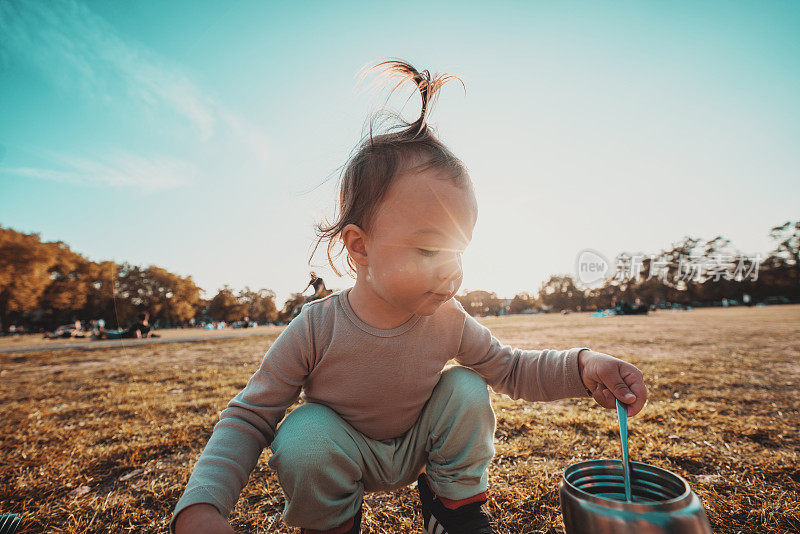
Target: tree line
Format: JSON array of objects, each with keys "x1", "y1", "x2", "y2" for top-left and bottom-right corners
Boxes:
[
  {"x1": 0, "y1": 227, "x2": 277, "y2": 333},
  {"x1": 1, "y1": 220, "x2": 797, "y2": 332},
  {"x1": 457, "y1": 220, "x2": 799, "y2": 315}
]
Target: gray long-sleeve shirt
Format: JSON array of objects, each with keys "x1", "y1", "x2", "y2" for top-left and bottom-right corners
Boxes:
[{"x1": 170, "y1": 288, "x2": 589, "y2": 531}]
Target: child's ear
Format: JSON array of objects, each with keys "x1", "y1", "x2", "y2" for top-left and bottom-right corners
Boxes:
[{"x1": 341, "y1": 224, "x2": 369, "y2": 267}]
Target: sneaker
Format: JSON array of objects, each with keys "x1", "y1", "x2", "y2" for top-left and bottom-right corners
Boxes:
[
  {"x1": 300, "y1": 505, "x2": 362, "y2": 534},
  {"x1": 416, "y1": 474, "x2": 496, "y2": 534}
]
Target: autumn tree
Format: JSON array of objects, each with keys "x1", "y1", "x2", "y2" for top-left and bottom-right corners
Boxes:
[
  {"x1": 113, "y1": 263, "x2": 201, "y2": 326},
  {"x1": 456, "y1": 290, "x2": 501, "y2": 317},
  {"x1": 0, "y1": 228, "x2": 57, "y2": 332},
  {"x1": 585, "y1": 283, "x2": 619, "y2": 310},
  {"x1": 239, "y1": 287, "x2": 278, "y2": 323},
  {"x1": 79, "y1": 261, "x2": 117, "y2": 325},
  {"x1": 768, "y1": 220, "x2": 800, "y2": 299},
  {"x1": 208, "y1": 286, "x2": 248, "y2": 322},
  {"x1": 145, "y1": 267, "x2": 201, "y2": 325},
  {"x1": 509, "y1": 292, "x2": 537, "y2": 314},
  {"x1": 537, "y1": 275, "x2": 584, "y2": 311},
  {"x1": 38, "y1": 242, "x2": 95, "y2": 325}
]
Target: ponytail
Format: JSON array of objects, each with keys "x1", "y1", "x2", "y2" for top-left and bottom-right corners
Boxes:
[{"x1": 366, "y1": 59, "x2": 464, "y2": 139}]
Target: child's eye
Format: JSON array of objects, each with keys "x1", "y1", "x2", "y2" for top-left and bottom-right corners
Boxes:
[{"x1": 417, "y1": 248, "x2": 439, "y2": 257}]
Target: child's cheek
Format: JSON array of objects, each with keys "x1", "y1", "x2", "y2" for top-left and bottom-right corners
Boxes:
[{"x1": 404, "y1": 260, "x2": 418, "y2": 274}]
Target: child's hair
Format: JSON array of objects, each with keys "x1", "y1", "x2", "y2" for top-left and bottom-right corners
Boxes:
[{"x1": 312, "y1": 59, "x2": 473, "y2": 276}]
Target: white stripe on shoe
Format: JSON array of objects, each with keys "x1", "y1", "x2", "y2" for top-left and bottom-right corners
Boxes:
[{"x1": 425, "y1": 516, "x2": 447, "y2": 534}]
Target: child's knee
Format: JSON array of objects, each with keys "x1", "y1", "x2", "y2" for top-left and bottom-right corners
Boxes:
[
  {"x1": 439, "y1": 366, "x2": 492, "y2": 411},
  {"x1": 271, "y1": 405, "x2": 339, "y2": 462},
  {"x1": 269, "y1": 403, "x2": 357, "y2": 474}
]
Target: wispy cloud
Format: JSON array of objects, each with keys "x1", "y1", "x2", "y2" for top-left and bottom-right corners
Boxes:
[
  {"x1": 3, "y1": 150, "x2": 196, "y2": 191},
  {"x1": 0, "y1": 0, "x2": 269, "y2": 183}
]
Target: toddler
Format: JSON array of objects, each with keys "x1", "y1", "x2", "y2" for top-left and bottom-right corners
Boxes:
[{"x1": 171, "y1": 60, "x2": 647, "y2": 534}]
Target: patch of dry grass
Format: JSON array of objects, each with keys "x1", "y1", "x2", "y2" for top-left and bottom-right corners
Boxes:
[
  {"x1": 0, "y1": 325, "x2": 283, "y2": 351},
  {"x1": 1, "y1": 305, "x2": 798, "y2": 533}
]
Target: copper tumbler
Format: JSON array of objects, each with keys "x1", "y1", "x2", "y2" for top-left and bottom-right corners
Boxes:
[{"x1": 559, "y1": 459, "x2": 713, "y2": 534}]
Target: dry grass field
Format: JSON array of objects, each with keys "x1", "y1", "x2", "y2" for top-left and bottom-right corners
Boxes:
[{"x1": 1, "y1": 305, "x2": 798, "y2": 533}]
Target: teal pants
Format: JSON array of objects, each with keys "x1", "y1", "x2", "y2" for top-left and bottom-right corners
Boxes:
[{"x1": 268, "y1": 366, "x2": 497, "y2": 530}]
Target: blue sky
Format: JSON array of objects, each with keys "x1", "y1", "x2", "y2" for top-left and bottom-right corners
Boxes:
[{"x1": 1, "y1": 0, "x2": 798, "y2": 305}]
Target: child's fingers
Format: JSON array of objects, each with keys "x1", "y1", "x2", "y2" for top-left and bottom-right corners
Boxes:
[
  {"x1": 619, "y1": 363, "x2": 647, "y2": 416},
  {"x1": 590, "y1": 360, "x2": 647, "y2": 414},
  {"x1": 597, "y1": 364, "x2": 637, "y2": 405},
  {"x1": 592, "y1": 383, "x2": 646, "y2": 416},
  {"x1": 625, "y1": 379, "x2": 648, "y2": 417},
  {"x1": 611, "y1": 378, "x2": 637, "y2": 404},
  {"x1": 591, "y1": 385, "x2": 617, "y2": 410}
]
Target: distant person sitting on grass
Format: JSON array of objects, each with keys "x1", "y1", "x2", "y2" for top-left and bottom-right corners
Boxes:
[
  {"x1": 170, "y1": 60, "x2": 649, "y2": 534},
  {"x1": 44, "y1": 320, "x2": 86, "y2": 339},
  {"x1": 92, "y1": 312, "x2": 160, "y2": 340},
  {"x1": 125, "y1": 312, "x2": 157, "y2": 339}
]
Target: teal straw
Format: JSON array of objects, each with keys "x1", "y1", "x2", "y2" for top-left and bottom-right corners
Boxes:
[{"x1": 616, "y1": 399, "x2": 633, "y2": 502}]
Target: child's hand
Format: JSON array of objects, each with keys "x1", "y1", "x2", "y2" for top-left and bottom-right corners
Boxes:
[{"x1": 577, "y1": 349, "x2": 647, "y2": 416}]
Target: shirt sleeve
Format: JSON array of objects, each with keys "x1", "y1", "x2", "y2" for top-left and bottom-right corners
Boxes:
[
  {"x1": 453, "y1": 305, "x2": 589, "y2": 402},
  {"x1": 169, "y1": 305, "x2": 315, "y2": 532}
]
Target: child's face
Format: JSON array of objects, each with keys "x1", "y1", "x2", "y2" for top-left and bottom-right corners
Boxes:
[{"x1": 362, "y1": 165, "x2": 477, "y2": 317}]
